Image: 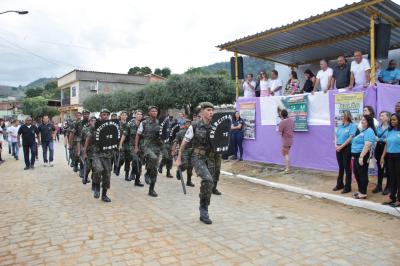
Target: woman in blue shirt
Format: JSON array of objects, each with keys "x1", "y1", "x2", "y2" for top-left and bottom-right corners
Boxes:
[
  {"x1": 231, "y1": 111, "x2": 244, "y2": 161},
  {"x1": 373, "y1": 111, "x2": 390, "y2": 194},
  {"x1": 333, "y1": 111, "x2": 357, "y2": 193},
  {"x1": 380, "y1": 113, "x2": 400, "y2": 206},
  {"x1": 351, "y1": 115, "x2": 376, "y2": 199}
]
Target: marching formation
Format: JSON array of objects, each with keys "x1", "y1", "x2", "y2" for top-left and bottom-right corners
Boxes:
[{"x1": 63, "y1": 102, "x2": 227, "y2": 224}]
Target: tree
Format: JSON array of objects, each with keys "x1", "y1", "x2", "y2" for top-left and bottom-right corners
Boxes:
[
  {"x1": 31, "y1": 106, "x2": 59, "y2": 119},
  {"x1": 128, "y1": 66, "x2": 152, "y2": 75},
  {"x1": 25, "y1": 87, "x2": 44, "y2": 98},
  {"x1": 154, "y1": 68, "x2": 162, "y2": 76},
  {"x1": 23, "y1": 96, "x2": 48, "y2": 116},
  {"x1": 83, "y1": 94, "x2": 113, "y2": 112},
  {"x1": 160, "y1": 67, "x2": 171, "y2": 78},
  {"x1": 43, "y1": 80, "x2": 60, "y2": 99},
  {"x1": 140, "y1": 66, "x2": 152, "y2": 75}
]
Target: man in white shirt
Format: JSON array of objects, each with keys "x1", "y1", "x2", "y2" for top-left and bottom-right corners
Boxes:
[
  {"x1": 268, "y1": 70, "x2": 283, "y2": 96},
  {"x1": 350, "y1": 50, "x2": 371, "y2": 88},
  {"x1": 314, "y1": 59, "x2": 333, "y2": 93},
  {"x1": 242, "y1": 74, "x2": 256, "y2": 98},
  {"x1": 8, "y1": 119, "x2": 20, "y2": 160}
]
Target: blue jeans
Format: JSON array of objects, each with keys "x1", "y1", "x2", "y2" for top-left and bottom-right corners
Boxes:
[
  {"x1": 11, "y1": 142, "x2": 19, "y2": 158},
  {"x1": 232, "y1": 131, "x2": 244, "y2": 159},
  {"x1": 42, "y1": 141, "x2": 54, "y2": 163},
  {"x1": 23, "y1": 144, "x2": 36, "y2": 168}
]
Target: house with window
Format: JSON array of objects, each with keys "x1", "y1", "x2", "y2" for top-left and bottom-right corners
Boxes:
[{"x1": 57, "y1": 69, "x2": 165, "y2": 120}]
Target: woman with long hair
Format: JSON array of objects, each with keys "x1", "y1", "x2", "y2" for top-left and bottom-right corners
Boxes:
[
  {"x1": 231, "y1": 111, "x2": 244, "y2": 161},
  {"x1": 358, "y1": 106, "x2": 379, "y2": 130},
  {"x1": 351, "y1": 115, "x2": 376, "y2": 199},
  {"x1": 380, "y1": 113, "x2": 400, "y2": 206},
  {"x1": 302, "y1": 69, "x2": 316, "y2": 93},
  {"x1": 259, "y1": 72, "x2": 270, "y2": 97},
  {"x1": 373, "y1": 111, "x2": 391, "y2": 194},
  {"x1": 333, "y1": 111, "x2": 357, "y2": 193},
  {"x1": 285, "y1": 71, "x2": 300, "y2": 95}
]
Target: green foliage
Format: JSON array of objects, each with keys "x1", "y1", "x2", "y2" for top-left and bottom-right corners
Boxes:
[
  {"x1": 83, "y1": 73, "x2": 235, "y2": 117},
  {"x1": 128, "y1": 66, "x2": 152, "y2": 75},
  {"x1": 25, "y1": 87, "x2": 44, "y2": 98},
  {"x1": 23, "y1": 96, "x2": 48, "y2": 116},
  {"x1": 43, "y1": 80, "x2": 60, "y2": 99},
  {"x1": 154, "y1": 68, "x2": 162, "y2": 76},
  {"x1": 31, "y1": 106, "x2": 59, "y2": 119},
  {"x1": 184, "y1": 67, "x2": 211, "y2": 75},
  {"x1": 160, "y1": 67, "x2": 171, "y2": 78}
]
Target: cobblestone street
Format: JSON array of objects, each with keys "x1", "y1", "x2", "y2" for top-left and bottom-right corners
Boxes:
[{"x1": 1, "y1": 140, "x2": 400, "y2": 266}]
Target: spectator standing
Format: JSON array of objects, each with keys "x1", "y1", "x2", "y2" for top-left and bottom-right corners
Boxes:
[
  {"x1": 374, "y1": 61, "x2": 381, "y2": 84},
  {"x1": 254, "y1": 73, "x2": 261, "y2": 97},
  {"x1": 302, "y1": 69, "x2": 316, "y2": 93},
  {"x1": 284, "y1": 71, "x2": 300, "y2": 95},
  {"x1": 38, "y1": 115, "x2": 56, "y2": 167},
  {"x1": 381, "y1": 113, "x2": 400, "y2": 207},
  {"x1": 350, "y1": 51, "x2": 371, "y2": 88},
  {"x1": 314, "y1": 59, "x2": 333, "y2": 93},
  {"x1": 259, "y1": 72, "x2": 270, "y2": 97},
  {"x1": 242, "y1": 74, "x2": 256, "y2": 98},
  {"x1": 373, "y1": 111, "x2": 390, "y2": 194},
  {"x1": 358, "y1": 106, "x2": 379, "y2": 130},
  {"x1": 18, "y1": 117, "x2": 39, "y2": 170},
  {"x1": 177, "y1": 112, "x2": 186, "y2": 127},
  {"x1": 268, "y1": 70, "x2": 283, "y2": 96},
  {"x1": 332, "y1": 55, "x2": 351, "y2": 89},
  {"x1": 231, "y1": 111, "x2": 244, "y2": 161},
  {"x1": 378, "y1": 60, "x2": 400, "y2": 84},
  {"x1": 351, "y1": 115, "x2": 376, "y2": 199},
  {"x1": 333, "y1": 111, "x2": 357, "y2": 193},
  {"x1": 0, "y1": 119, "x2": 4, "y2": 163},
  {"x1": 8, "y1": 119, "x2": 20, "y2": 160},
  {"x1": 278, "y1": 109, "x2": 294, "y2": 173}
]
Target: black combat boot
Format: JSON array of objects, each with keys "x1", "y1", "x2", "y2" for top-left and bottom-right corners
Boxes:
[
  {"x1": 101, "y1": 188, "x2": 111, "y2": 202},
  {"x1": 186, "y1": 174, "x2": 195, "y2": 187},
  {"x1": 82, "y1": 174, "x2": 88, "y2": 185},
  {"x1": 93, "y1": 183, "x2": 100, "y2": 199},
  {"x1": 73, "y1": 163, "x2": 78, "y2": 173},
  {"x1": 135, "y1": 175, "x2": 144, "y2": 187},
  {"x1": 125, "y1": 171, "x2": 131, "y2": 181},
  {"x1": 212, "y1": 182, "x2": 222, "y2": 195},
  {"x1": 166, "y1": 169, "x2": 173, "y2": 178},
  {"x1": 79, "y1": 166, "x2": 84, "y2": 178},
  {"x1": 199, "y1": 199, "x2": 212, "y2": 224},
  {"x1": 158, "y1": 164, "x2": 163, "y2": 174},
  {"x1": 148, "y1": 183, "x2": 158, "y2": 197}
]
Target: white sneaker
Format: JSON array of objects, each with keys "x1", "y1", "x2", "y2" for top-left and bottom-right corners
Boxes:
[
  {"x1": 49, "y1": 162, "x2": 54, "y2": 167},
  {"x1": 44, "y1": 163, "x2": 48, "y2": 167}
]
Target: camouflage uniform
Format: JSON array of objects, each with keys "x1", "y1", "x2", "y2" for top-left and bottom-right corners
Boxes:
[
  {"x1": 139, "y1": 117, "x2": 162, "y2": 185},
  {"x1": 89, "y1": 127, "x2": 114, "y2": 190},
  {"x1": 119, "y1": 121, "x2": 132, "y2": 179},
  {"x1": 129, "y1": 121, "x2": 143, "y2": 185},
  {"x1": 70, "y1": 119, "x2": 86, "y2": 175},
  {"x1": 174, "y1": 128, "x2": 194, "y2": 184},
  {"x1": 81, "y1": 125, "x2": 93, "y2": 184},
  {"x1": 159, "y1": 140, "x2": 173, "y2": 176}
]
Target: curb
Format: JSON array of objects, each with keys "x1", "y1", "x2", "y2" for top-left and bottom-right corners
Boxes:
[{"x1": 221, "y1": 170, "x2": 400, "y2": 218}]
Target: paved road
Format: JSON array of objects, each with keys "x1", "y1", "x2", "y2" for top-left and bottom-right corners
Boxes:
[{"x1": 1, "y1": 139, "x2": 400, "y2": 266}]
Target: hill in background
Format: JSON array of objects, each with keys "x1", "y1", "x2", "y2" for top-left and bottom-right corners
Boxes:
[
  {"x1": 0, "y1": 77, "x2": 56, "y2": 99},
  {"x1": 201, "y1": 56, "x2": 274, "y2": 76}
]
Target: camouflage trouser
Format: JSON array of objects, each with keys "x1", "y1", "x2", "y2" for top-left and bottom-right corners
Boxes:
[
  {"x1": 160, "y1": 143, "x2": 173, "y2": 170},
  {"x1": 119, "y1": 147, "x2": 133, "y2": 172},
  {"x1": 92, "y1": 155, "x2": 112, "y2": 189},
  {"x1": 209, "y1": 153, "x2": 221, "y2": 184},
  {"x1": 131, "y1": 153, "x2": 142, "y2": 177},
  {"x1": 141, "y1": 144, "x2": 160, "y2": 184},
  {"x1": 85, "y1": 156, "x2": 93, "y2": 179},
  {"x1": 180, "y1": 148, "x2": 193, "y2": 177},
  {"x1": 192, "y1": 154, "x2": 214, "y2": 205}
]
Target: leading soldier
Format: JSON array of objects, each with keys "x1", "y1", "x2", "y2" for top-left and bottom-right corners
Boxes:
[
  {"x1": 176, "y1": 102, "x2": 218, "y2": 224},
  {"x1": 84, "y1": 109, "x2": 113, "y2": 202},
  {"x1": 81, "y1": 116, "x2": 97, "y2": 185},
  {"x1": 134, "y1": 106, "x2": 162, "y2": 197}
]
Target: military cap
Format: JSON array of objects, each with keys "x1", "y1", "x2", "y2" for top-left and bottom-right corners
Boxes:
[
  {"x1": 199, "y1": 102, "x2": 214, "y2": 109},
  {"x1": 148, "y1": 105, "x2": 159, "y2": 111},
  {"x1": 82, "y1": 109, "x2": 90, "y2": 114},
  {"x1": 100, "y1": 108, "x2": 111, "y2": 114},
  {"x1": 89, "y1": 116, "x2": 97, "y2": 120}
]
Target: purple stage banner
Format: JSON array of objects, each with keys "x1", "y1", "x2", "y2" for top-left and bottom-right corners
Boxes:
[
  {"x1": 376, "y1": 83, "x2": 400, "y2": 114},
  {"x1": 237, "y1": 86, "x2": 383, "y2": 171}
]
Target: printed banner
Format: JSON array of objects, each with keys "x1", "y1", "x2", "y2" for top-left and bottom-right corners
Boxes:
[
  {"x1": 334, "y1": 92, "x2": 364, "y2": 129},
  {"x1": 281, "y1": 95, "x2": 308, "y2": 131},
  {"x1": 239, "y1": 102, "x2": 256, "y2": 139}
]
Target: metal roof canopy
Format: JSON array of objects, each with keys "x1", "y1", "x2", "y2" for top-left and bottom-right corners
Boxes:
[{"x1": 217, "y1": 0, "x2": 400, "y2": 67}]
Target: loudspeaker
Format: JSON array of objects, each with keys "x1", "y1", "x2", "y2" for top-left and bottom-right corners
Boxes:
[
  {"x1": 230, "y1": 56, "x2": 244, "y2": 80},
  {"x1": 375, "y1": 22, "x2": 391, "y2": 60}
]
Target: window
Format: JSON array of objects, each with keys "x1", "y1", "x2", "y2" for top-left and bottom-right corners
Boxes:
[{"x1": 71, "y1": 86, "x2": 77, "y2": 97}]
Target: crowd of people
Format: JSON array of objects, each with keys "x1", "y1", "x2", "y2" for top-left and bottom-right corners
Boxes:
[
  {"x1": 334, "y1": 102, "x2": 400, "y2": 205},
  {"x1": 242, "y1": 50, "x2": 400, "y2": 98}
]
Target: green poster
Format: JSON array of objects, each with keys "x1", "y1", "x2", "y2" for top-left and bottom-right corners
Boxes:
[{"x1": 281, "y1": 95, "x2": 308, "y2": 131}]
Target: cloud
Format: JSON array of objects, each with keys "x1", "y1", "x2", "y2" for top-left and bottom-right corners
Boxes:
[{"x1": 0, "y1": 0, "x2": 383, "y2": 86}]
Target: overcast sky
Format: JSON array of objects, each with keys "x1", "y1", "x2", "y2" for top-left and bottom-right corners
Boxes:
[{"x1": 0, "y1": 0, "x2": 395, "y2": 86}]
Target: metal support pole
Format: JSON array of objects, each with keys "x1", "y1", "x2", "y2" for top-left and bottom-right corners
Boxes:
[
  {"x1": 370, "y1": 14, "x2": 376, "y2": 84},
  {"x1": 234, "y1": 52, "x2": 239, "y2": 98}
]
